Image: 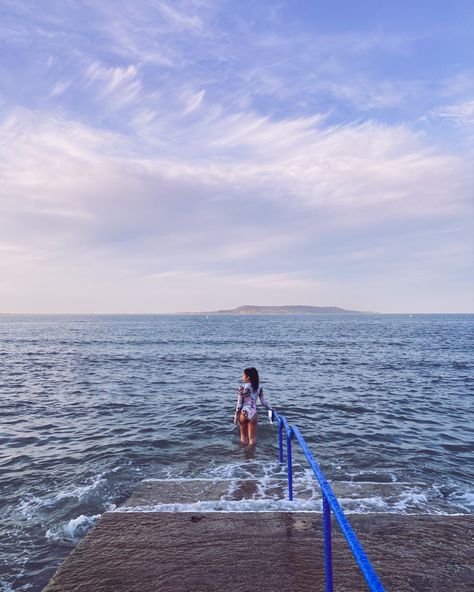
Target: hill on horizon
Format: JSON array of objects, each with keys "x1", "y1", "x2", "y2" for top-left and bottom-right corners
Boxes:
[{"x1": 200, "y1": 305, "x2": 374, "y2": 315}]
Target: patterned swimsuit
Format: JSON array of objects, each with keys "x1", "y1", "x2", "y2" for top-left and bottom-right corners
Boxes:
[{"x1": 234, "y1": 383, "x2": 272, "y2": 422}]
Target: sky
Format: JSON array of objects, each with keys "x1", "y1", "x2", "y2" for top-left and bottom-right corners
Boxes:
[{"x1": 0, "y1": 0, "x2": 473, "y2": 314}]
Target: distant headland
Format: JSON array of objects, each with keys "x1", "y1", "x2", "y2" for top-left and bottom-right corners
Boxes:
[{"x1": 197, "y1": 305, "x2": 375, "y2": 315}]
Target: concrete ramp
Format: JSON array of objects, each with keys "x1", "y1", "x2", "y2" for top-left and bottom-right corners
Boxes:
[{"x1": 43, "y1": 479, "x2": 474, "y2": 592}]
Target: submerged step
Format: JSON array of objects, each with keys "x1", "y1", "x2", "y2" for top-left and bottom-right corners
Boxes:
[
  {"x1": 118, "y1": 478, "x2": 452, "y2": 514},
  {"x1": 120, "y1": 478, "x2": 308, "y2": 508}
]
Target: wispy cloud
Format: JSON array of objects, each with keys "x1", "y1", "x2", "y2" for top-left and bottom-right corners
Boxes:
[
  {"x1": 181, "y1": 89, "x2": 206, "y2": 115},
  {"x1": 427, "y1": 100, "x2": 474, "y2": 127},
  {"x1": 47, "y1": 80, "x2": 71, "y2": 98},
  {"x1": 1, "y1": 106, "x2": 470, "y2": 260},
  {"x1": 155, "y1": 1, "x2": 204, "y2": 32},
  {"x1": 85, "y1": 62, "x2": 141, "y2": 109}
]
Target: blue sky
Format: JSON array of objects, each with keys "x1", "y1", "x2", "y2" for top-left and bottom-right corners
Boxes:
[{"x1": 0, "y1": 0, "x2": 472, "y2": 313}]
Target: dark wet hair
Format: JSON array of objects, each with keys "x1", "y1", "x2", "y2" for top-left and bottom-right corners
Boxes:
[{"x1": 244, "y1": 367, "x2": 259, "y2": 391}]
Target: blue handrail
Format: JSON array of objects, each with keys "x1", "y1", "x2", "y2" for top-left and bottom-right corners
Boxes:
[{"x1": 272, "y1": 410, "x2": 385, "y2": 592}]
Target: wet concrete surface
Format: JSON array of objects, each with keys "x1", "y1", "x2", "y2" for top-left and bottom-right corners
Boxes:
[
  {"x1": 42, "y1": 512, "x2": 474, "y2": 591},
  {"x1": 43, "y1": 480, "x2": 474, "y2": 592}
]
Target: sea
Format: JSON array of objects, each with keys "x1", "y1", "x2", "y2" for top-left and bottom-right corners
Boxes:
[{"x1": 0, "y1": 313, "x2": 472, "y2": 591}]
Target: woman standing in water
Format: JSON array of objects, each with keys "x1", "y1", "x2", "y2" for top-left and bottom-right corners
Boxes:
[{"x1": 233, "y1": 367, "x2": 272, "y2": 445}]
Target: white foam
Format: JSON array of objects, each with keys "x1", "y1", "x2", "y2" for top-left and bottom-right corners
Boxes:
[
  {"x1": 337, "y1": 496, "x2": 389, "y2": 512},
  {"x1": 114, "y1": 498, "x2": 321, "y2": 513},
  {"x1": 45, "y1": 513, "x2": 101, "y2": 543},
  {"x1": 158, "y1": 459, "x2": 289, "y2": 482},
  {"x1": 393, "y1": 491, "x2": 429, "y2": 512},
  {"x1": 18, "y1": 473, "x2": 109, "y2": 518},
  {"x1": 442, "y1": 488, "x2": 474, "y2": 513},
  {"x1": 345, "y1": 469, "x2": 399, "y2": 484},
  {"x1": 454, "y1": 491, "x2": 474, "y2": 505}
]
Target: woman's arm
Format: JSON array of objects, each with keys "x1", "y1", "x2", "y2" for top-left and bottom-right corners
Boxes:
[
  {"x1": 234, "y1": 386, "x2": 245, "y2": 424},
  {"x1": 258, "y1": 387, "x2": 272, "y2": 411}
]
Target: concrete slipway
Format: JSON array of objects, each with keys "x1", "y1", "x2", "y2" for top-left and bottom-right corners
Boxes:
[{"x1": 43, "y1": 479, "x2": 474, "y2": 592}]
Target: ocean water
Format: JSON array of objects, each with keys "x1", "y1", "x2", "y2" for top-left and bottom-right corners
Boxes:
[{"x1": 0, "y1": 313, "x2": 472, "y2": 591}]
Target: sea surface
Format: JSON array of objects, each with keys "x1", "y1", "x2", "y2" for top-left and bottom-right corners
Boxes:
[{"x1": 0, "y1": 313, "x2": 472, "y2": 591}]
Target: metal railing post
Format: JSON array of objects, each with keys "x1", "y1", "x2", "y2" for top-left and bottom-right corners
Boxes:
[
  {"x1": 286, "y1": 426, "x2": 293, "y2": 501},
  {"x1": 323, "y1": 494, "x2": 334, "y2": 592},
  {"x1": 277, "y1": 417, "x2": 284, "y2": 464}
]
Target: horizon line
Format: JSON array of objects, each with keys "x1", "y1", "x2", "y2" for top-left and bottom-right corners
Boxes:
[{"x1": 0, "y1": 311, "x2": 472, "y2": 316}]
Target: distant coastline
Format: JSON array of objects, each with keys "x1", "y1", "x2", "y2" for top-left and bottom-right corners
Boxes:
[{"x1": 195, "y1": 305, "x2": 376, "y2": 315}]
